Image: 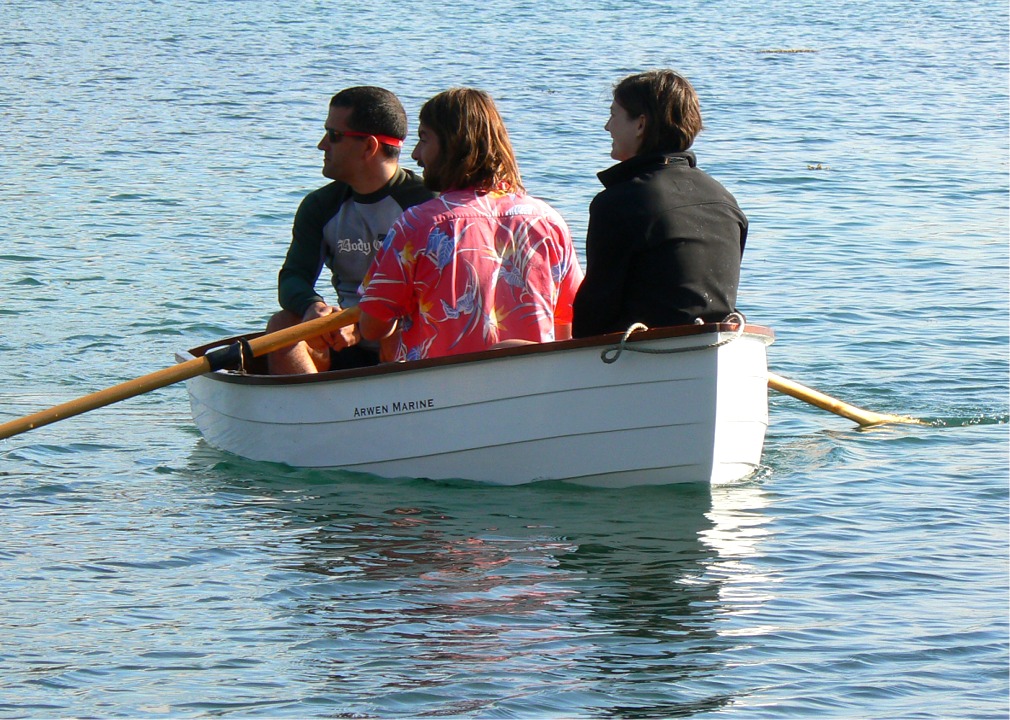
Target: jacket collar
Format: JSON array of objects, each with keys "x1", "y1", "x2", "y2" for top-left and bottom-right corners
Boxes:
[{"x1": 597, "y1": 151, "x2": 696, "y2": 188}]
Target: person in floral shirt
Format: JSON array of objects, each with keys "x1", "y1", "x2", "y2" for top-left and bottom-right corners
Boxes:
[{"x1": 358, "y1": 87, "x2": 583, "y2": 361}]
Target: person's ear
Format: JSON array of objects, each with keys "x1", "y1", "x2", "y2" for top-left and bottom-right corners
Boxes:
[{"x1": 362, "y1": 135, "x2": 381, "y2": 159}]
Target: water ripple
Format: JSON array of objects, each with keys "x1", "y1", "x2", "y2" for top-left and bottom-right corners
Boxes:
[{"x1": 1, "y1": 0, "x2": 1006, "y2": 717}]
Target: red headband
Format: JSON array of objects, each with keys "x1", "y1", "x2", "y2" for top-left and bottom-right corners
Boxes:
[
  {"x1": 340, "y1": 129, "x2": 405, "y2": 148},
  {"x1": 372, "y1": 134, "x2": 405, "y2": 148},
  {"x1": 329, "y1": 126, "x2": 404, "y2": 147}
]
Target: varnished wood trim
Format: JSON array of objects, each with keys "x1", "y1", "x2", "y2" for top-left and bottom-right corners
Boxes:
[{"x1": 185, "y1": 323, "x2": 775, "y2": 387}]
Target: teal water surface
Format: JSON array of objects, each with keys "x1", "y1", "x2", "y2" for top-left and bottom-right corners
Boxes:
[{"x1": 1, "y1": 1, "x2": 1008, "y2": 717}]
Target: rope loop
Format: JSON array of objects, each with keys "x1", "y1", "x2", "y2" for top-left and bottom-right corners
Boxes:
[{"x1": 600, "y1": 313, "x2": 747, "y2": 364}]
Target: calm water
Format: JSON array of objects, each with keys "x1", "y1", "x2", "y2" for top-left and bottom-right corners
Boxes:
[{"x1": 2, "y1": 1, "x2": 1008, "y2": 717}]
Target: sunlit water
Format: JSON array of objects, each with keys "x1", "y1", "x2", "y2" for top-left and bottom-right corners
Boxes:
[{"x1": 2, "y1": 1, "x2": 1007, "y2": 717}]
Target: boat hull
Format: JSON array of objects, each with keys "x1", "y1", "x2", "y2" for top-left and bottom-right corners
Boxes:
[{"x1": 178, "y1": 324, "x2": 774, "y2": 487}]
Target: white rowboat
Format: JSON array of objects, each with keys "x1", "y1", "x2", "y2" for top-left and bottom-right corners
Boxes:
[{"x1": 177, "y1": 322, "x2": 775, "y2": 487}]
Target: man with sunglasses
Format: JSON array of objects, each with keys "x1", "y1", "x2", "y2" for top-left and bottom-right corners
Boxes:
[{"x1": 266, "y1": 86, "x2": 436, "y2": 374}]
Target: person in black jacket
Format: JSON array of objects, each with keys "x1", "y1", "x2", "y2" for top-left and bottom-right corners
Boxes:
[{"x1": 572, "y1": 70, "x2": 747, "y2": 338}]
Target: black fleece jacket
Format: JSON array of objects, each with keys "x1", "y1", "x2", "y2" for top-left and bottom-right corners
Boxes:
[{"x1": 572, "y1": 151, "x2": 747, "y2": 338}]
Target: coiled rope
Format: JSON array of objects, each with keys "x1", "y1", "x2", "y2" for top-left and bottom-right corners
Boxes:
[{"x1": 600, "y1": 312, "x2": 747, "y2": 364}]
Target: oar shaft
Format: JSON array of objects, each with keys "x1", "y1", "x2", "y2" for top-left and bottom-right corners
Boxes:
[
  {"x1": 247, "y1": 306, "x2": 361, "y2": 357},
  {"x1": 0, "y1": 306, "x2": 363, "y2": 441},
  {"x1": 0, "y1": 357, "x2": 212, "y2": 440},
  {"x1": 767, "y1": 371, "x2": 922, "y2": 427}
]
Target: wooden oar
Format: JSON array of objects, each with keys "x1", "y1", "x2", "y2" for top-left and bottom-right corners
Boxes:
[
  {"x1": 768, "y1": 371, "x2": 926, "y2": 427},
  {"x1": 0, "y1": 306, "x2": 362, "y2": 441}
]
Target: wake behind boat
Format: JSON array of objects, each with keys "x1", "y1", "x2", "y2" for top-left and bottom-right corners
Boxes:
[{"x1": 176, "y1": 321, "x2": 775, "y2": 487}]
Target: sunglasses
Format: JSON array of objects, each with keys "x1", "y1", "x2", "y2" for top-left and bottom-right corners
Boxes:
[{"x1": 325, "y1": 127, "x2": 404, "y2": 148}]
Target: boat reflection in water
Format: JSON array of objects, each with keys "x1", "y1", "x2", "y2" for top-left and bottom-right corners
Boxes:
[{"x1": 191, "y1": 456, "x2": 773, "y2": 716}]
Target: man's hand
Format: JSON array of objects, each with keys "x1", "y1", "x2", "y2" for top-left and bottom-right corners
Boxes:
[{"x1": 302, "y1": 302, "x2": 360, "y2": 351}]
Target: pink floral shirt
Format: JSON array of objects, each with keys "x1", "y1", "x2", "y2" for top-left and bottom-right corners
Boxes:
[{"x1": 359, "y1": 189, "x2": 584, "y2": 361}]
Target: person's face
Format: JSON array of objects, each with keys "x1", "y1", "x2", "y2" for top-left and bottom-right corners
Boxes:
[
  {"x1": 605, "y1": 100, "x2": 645, "y2": 162},
  {"x1": 318, "y1": 105, "x2": 368, "y2": 182},
  {"x1": 411, "y1": 122, "x2": 442, "y2": 190}
]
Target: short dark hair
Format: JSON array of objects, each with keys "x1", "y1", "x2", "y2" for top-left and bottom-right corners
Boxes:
[
  {"x1": 417, "y1": 88, "x2": 524, "y2": 194},
  {"x1": 613, "y1": 70, "x2": 703, "y2": 154},
  {"x1": 330, "y1": 86, "x2": 407, "y2": 160}
]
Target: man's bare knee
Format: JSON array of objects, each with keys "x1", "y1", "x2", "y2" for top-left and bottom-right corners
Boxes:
[
  {"x1": 266, "y1": 309, "x2": 302, "y2": 333},
  {"x1": 266, "y1": 310, "x2": 328, "y2": 374}
]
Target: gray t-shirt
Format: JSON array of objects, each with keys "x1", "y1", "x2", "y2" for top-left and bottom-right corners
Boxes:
[
  {"x1": 321, "y1": 192, "x2": 411, "y2": 308},
  {"x1": 277, "y1": 168, "x2": 436, "y2": 316}
]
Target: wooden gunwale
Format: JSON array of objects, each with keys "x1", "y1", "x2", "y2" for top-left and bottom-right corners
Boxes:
[{"x1": 185, "y1": 323, "x2": 775, "y2": 386}]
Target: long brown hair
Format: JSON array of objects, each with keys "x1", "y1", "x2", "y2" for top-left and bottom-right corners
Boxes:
[
  {"x1": 613, "y1": 70, "x2": 703, "y2": 155},
  {"x1": 418, "y1": 88, "x2": 524, "y2": 193}
]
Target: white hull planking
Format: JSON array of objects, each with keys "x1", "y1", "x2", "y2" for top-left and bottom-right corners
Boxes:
[{"x1": 179, "y1": 327, "x2": 773, "y2": 487}]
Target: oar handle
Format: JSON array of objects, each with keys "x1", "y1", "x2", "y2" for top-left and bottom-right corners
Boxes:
[
  {"x1": 0, "y1": 306, "x2": 363, "y2": 441},
  {"x1": 768, "y1": 371, "x2": 924, "y2": 427},
  {"x1": 246, "y1": 306, "x2": 360, "y2": 357}
]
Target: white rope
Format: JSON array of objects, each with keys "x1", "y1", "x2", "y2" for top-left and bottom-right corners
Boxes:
[{"x1": 600, "y1": 313, "x2": 747, "y2": 364}]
